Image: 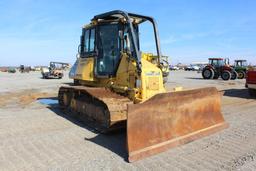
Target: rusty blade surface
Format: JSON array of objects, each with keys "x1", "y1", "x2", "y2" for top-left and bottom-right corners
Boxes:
[{"x1": 127, "y1": 87, "x2": 228, "y2": 162}]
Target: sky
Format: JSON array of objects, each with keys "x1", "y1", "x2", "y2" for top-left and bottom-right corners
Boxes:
[{"x1": 0, "y1": 0, "x2": 255, "y2": 66}]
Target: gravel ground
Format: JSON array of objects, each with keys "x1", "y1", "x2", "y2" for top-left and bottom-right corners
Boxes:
[{"x1": 0, "y1": 70, "x2": 256, "y2": 171}]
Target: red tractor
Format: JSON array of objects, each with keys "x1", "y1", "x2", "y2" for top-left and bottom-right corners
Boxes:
[{"x1": 202, "y1": 58, "x2": 238, "y2": 80}]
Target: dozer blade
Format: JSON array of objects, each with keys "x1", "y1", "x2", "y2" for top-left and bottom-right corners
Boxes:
[{"x1": 127, "y1": 87, "x2": 228, "y2": 162}]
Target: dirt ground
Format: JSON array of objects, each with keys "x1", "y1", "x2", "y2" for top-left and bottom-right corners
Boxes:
[{"x1": 0, "y1": 71, "x2": 256, "y2": 171}]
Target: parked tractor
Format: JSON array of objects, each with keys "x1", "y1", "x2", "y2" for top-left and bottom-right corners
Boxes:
[
  {"x1": 202, "y1": 58, "x2": 237, "y2": 80},
  {"x1": 234, "y1": 60, "x2": 248, "y2": 79}
]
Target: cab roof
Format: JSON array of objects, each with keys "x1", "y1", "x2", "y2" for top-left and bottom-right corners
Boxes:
[
  {"x1": 208, "y1": 58, "x2": 223, "y2": 60},
  {"x1": 92, "y1": 10, "x2": 154, "y2": 24},
  {"x1": 235, "y1": 60, "x2": 247, "y2": 62}
]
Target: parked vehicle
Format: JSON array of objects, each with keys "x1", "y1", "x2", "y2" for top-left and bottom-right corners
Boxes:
[
  {"x1": 7, "y1": 67, "x2": 16, "y2": 73},
  {"x1": 58, "y1": 10, "x2": 227, "y2": 162},
  {"x1": 191, "y1": 65, "x2": 200, "y2": 71},
  {"x1": 184, "y1": 65, "x2": 193, "y2": 71},
  {"x1": 0, "y1": 67, "x2": 8, "y2": 72},
  {"x1": 169, "y1": 65, "x2": 179, "y2": 71},
  {"x1": 233, "y1": 60, "x2": 248, "y2": 79},
  {"x1": 246, "y1": 70, "x2": 256, "y2": 97},
  {"x1": 41, "y1": 62, "x2": 64, "y2": 79},
  {"x1": 19, "y1": 65, "x2": 31, "y2": 73},
  {"x1": 202, "y1": 58, "x2": 237, "y2": 80},
  {"x1": 185, "y1": 65, "x2": 200, "y2": 71}
]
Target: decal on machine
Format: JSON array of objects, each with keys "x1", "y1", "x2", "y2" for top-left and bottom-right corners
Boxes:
[{"x1": 145, "y1": 71, "x2": 161, "y2": 76}]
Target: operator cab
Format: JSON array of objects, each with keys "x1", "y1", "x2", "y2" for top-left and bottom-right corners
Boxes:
[
  {"x1": 234, "y1": 60, "x2": 247, "y2": 67},
  {"x1": 208, "y1": 58, "x2": 225, "y2": 67},
  {"x1": 78, "y1": 11, "x2": 162, "y2": 78},
  {"x1": 80, "y1": 24, "x2": 123, "y2": 76}
]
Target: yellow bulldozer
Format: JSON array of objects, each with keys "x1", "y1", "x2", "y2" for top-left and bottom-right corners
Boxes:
[{"x1": 58, "y1": 10, "x2": 228, "y2": 162}]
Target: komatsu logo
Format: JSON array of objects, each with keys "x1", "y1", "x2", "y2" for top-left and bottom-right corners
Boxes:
[{"x1": 145, "y1": 71, "x2": 161, "y2": 76}]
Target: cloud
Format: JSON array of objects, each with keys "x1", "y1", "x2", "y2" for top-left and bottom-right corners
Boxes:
[
  {"x1": 161, "y1": 30, "x2": 227, "y2": 45},
  {"x1": 161, "y1": 35, "x2": 177, "y2": 44}
]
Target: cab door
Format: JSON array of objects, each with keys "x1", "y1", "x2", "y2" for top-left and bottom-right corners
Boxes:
[
  {"x1": 75, "y1": 28, "x2": 96, "y2": 81},
  {"x1": 94, "y1": 24, "x2": 121, "y2": 77}
]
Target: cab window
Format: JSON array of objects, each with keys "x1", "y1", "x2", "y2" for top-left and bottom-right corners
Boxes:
[
  {"x1": 84, "y1": 30, "x2": 90, "y2": 53},
  {"x1": 81, "y1": 28, "x2": 95, "y2": 56},
  {"x1": 89, "y1": 29, "x2": 95, "y2": 52}
]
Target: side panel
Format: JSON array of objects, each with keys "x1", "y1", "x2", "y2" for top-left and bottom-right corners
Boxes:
[
  {"x1": 246, "y1": 71, "x2": 256, "y2": 85},
  {"x1": 74, "y1": 57, "x2": 95, "y2": 81},
  {"x1": 69, "y1": 59, "x2": 78, "y2": 79},
  {"x1": 114, "y1": 54, "x2": 166, "y2": 102},
  {"x1": 115, "y1": 54, "x2": 137, "y2": 89},
  {"x1": 141, "y1": 58, "x2": 166, "y2": 100}
]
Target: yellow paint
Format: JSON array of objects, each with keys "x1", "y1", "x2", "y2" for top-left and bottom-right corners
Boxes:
[
  {"x1": 74, "y1": 57, "x2": 95, "y2": 81},
  {"x1": 173, "y1": 86, "x2": 183, "y2": 92},
  {"x1": 115, "y1": 53, "x2": 137, "y2": 89},
  {"x1": 141, "y1": 53, "x2": 158, "y2": 63},
  {"x1": 73, "y1": 52, "x2": 168, "y2": 103},
  {"x1": 140, "y1": 58, "x2": 166, "y2": 101}
]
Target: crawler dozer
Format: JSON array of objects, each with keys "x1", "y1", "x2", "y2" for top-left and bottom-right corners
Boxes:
[{"x1": 58, "y1": 10, "x2": 228, "y2": 162}]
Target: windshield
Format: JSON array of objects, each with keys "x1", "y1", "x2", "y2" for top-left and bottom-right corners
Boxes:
[
  {"x1": 210, "y1": 59, "x2": 224, "y2": 66},
  {"x1": 242, "y1": 61, "x2": 248, "y2": 66},
  {"x1": 236, "y1": 61, "x2": 248, "y2": 67}
]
